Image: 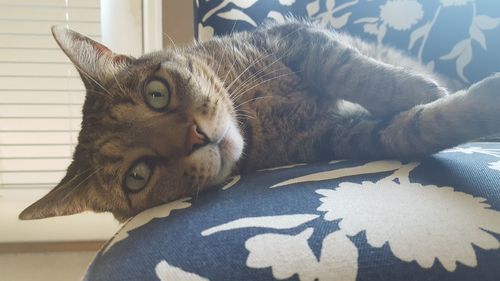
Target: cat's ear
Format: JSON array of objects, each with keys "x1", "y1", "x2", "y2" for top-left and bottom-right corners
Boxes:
[
  {"x1": 18, "y1": 162, "x2": 97, "y2": 220},
  {"x1": 51, "y1": 25, "x2": 134, "y2": 88}
]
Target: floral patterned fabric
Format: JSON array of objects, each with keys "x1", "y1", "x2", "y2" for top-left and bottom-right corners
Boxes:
[
  {"x1": 85, "y1": 143, "x2": 500, "y2": 281},
  {"x1": 195, "y1": 0, "x2": 500, "y2": 85}
]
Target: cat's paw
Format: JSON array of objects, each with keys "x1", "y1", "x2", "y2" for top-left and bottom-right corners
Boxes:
[
  {"x1": 468, "y1": 73, "x2": 500, "y2": 100},
  {"x1": 410, "y1": 75, "x2": 448, "y2": 102},
  {"x1": 385, "y1": 74, "x2": 447, "y2": 116},
  {"x1": 465, "y1": 73, "x2": 500, "y2": 133}
]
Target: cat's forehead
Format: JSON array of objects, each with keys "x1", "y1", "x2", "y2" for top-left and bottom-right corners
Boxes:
[
  {"x1": 132, "y1": 49, "x2": 192, "y2": 71},
  {"x1": 114, "y1": 51, "x2": 194, "y2": 91}
]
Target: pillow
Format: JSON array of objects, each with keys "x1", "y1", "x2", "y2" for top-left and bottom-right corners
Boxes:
[
  {"x1": 195, "y1": 0, "x2": 500, "y2": 85},
  {"x1": 85, "y1": 142, "x2": 500, "y2": 281}
]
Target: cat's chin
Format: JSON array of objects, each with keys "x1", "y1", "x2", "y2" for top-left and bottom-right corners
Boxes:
[
  {"x1": 182, "y1": 121, "x2": 243, "y2": 191},
  {"x1": 211, "y1": 122, "x2": 244, "y2": 185}
]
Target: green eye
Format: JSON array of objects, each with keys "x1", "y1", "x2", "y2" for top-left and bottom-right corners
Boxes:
[
  {"x1": 124, "y1": 161, "x2": 152, "y2": 192},
  {"x1": 144, "y1": 79, "x2": 170, "y2": 110}
]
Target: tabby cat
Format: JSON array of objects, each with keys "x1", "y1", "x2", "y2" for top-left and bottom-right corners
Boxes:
[{"x1": 19, "y1": 20, "x2": 500, "y2": 222}]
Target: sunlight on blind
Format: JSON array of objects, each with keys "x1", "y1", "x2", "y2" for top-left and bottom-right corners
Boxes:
[{"x1": 0, "y1": 0, "x2": 100, "y2": 189}]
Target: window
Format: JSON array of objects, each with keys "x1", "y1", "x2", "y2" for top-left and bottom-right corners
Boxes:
[
  {"x1": 0, "y1": 0, "x2": 162, "y2": 242},
  {"x1": 0, "y1": 0, "x2": 100, "y2": 192}
]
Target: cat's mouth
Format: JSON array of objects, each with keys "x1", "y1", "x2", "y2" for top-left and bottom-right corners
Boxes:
[
  {"x1": 215, "y1": 126, "x2": 230, "y2": 145},
  {"x1": 200, "y1": 121, "x2": 243, "y2": 186},
  {"x1": 216, "y1": 122, "x2": 243, "y2": 167}
]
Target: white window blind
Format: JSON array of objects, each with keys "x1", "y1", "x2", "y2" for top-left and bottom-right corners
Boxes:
[{"x1": 0, "y1": 0, "x2": 101, "y2": 191}]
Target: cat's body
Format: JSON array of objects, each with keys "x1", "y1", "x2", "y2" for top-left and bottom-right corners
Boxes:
[
  {"x1": 191, "y1": 25, "x2": 446, "y2": 171},
  {"x1": 20, "y1": 20, "x2": 500, "y2": 221}
]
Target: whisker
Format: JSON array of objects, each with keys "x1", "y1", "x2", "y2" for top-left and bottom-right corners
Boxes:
[
  {"x1": 226, "y1": 42, "x2": 295, "y2": 102},
  {"x1": 85, "y1": 90, "x2": 113, "y2": 101},
  {"x1": 233, "y1": 72, "x2": 300, "y2": 110},
  {"x1": 236, "y1": 108, "x2": 254, "y2": 115},
  {"x1": 72, "y1": 167, "x2": 103, "y2": 191},
  {"x1": 212, "y1": 21, "x2": 238, "y2": 79},
  {"x1": 230, "y1": 67, "x2": 291, "y2": 104},
  {"x1": 163, "y1": 32, "x2": 179, "y2": 53},
  {"x1": 60, "y1": 166, "x2": 103, "y2": 203},
  {"x1": 220, "y1": 45, "x2": 239, "y2": 87},
  {"x1": 234, "y1": 96, "x2": 273, "y2": 110},
  {"x1": 195, "y1": 184, "x2": 200, "y2": 202},
  {"x1": 213, "y1": 40, "x2": 227, "y2": 78},
  {"x1": 229, "y1": 49, "x2": 290, "y2": 95},
  {"x1": 228, "y1": 21, "x2": 238, "y2": 36},
  {"x1": 230, "y1": 66, "x2": 289, "y2": 102},
  {"x1": 225, "y1": 50, "x2": 276, "y2": 91},
  {"x1": 235, "y1": 113, "x2": 255, "y2": 120},
  {"x1": 58, "y1": 165, "x2": 95, "y2": 189},
  {"x1": 72, "y1": 64, "x2": 114, "y2": 98},
  {"x1": 112, "y1": 72, "x2": 127, "y2": 96},
  {"x1": 235, "y1": 111, "x2": 254, "y2": 118},
  {"x1": 226, "y1": 24, "x2": 304, "y2": 90}
]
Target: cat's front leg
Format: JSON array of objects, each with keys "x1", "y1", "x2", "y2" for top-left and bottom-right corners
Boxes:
[
  {"x1": 331, "y1": 74, "x2": 500, "y2": 159},
  {"x1": 327, "y1": 57, "x2": 449, "y2": 118}
]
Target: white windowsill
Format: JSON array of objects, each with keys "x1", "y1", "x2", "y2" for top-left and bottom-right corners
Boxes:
[{"x1": 0, "y1": 189, "x2": 121, "y2": 243}]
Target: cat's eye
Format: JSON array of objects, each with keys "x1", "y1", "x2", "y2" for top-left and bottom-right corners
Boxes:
[
  {"x1": 144, "y1": 79, "x2": 170, "y2": 110},
  {"x1": 124, "y1": 161, "x2": 152, "y2": 192}
]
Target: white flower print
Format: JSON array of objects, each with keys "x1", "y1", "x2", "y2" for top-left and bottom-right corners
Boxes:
[
  {"x1": 198, "y1": 23, "x2": 215, "y2": 42},
  {"x1": 438, "y1": 3, "x2": 500, "y2": 83},
  {"x1": 221, "y1": 175, "x2": 241, "y2": 190},
  {"x1": 103, "y1": 198, "x2": 192, "y2": 253},
  {"x1": 317, "y1": 179, "x2": 500, "y2": 271},
  {"x1": 217, "y1": 9, "x2": 257, "y2": 27},
  {"x1": 267, "y1": 10, "x2": 286, "y2": 23},
  {"x1": 307, "y1": 0, "x2": 359, "y2": 29},
  {"x1": 245, "y1": 228, "x2": 319, "y2": 281},
  {"x1": 258, "y1": 162, "x2": 307, "y2": 171},
  {"x1": 443, "y1": 146, "x2": 493, "y2": 155},
  {"x1": 488, "y1": 161, "x2": 500, "y2": 171},
  {"x1": 203, "y1": 152, "x2": 500, "y2": 279},
  {"x1": 245, "y1": 228, "x2": 358, "y2": 281},
  {"x1": 202, "y1": 214, "x2": 319, "y2": 236},
  {"x1": 439, "y1": 0, "x2": 473, "y2": 7},
  {"x1": 356, "y1": 0, "x2": 423, "y2": 45},
  {"x1": 444, "y1": 145, "x2": 500, "y2": 172},
  {"x1": 155, "y1": 260, "x2": 210, "y2": 281},
  {"x1": 271, "y1": 160, "x2": 403, "y2": 188},
  {"x1": 202, "y1": 0, "x2": 258, "y2": 22},
  {"x1": 278, "y1": 0, "x2": 295, "y2": 6},
  {"x1": 380, "y1": 0, "x2": 423, "y2": 31}
]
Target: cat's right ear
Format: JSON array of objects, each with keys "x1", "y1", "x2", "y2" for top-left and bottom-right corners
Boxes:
[
  {"x1": 17, "y1": 159, "x2": 109, "y2": 220},
  {"x1": 51, "y1": 25, "x2": 134, "y2": 88}
]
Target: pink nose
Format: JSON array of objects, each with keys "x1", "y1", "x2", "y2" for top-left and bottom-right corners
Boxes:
[{"x1": 186, "y1": 124, "x2": 209, "y2": 153}]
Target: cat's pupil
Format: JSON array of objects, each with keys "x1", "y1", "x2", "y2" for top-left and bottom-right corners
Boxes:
[
  {"x1": 151, "y1": 92, "x2": 162, "y2": 98},
  {"x1": 131, "y1": 172, "x2": 144, "y2": 180},
  {"x1": 144, "y1": 79, "x2": 170, "y2": 110}
]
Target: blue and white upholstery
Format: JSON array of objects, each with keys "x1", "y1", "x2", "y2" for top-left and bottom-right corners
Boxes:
[{"x1": 85, "y1": 143, "x2": 500, "y2": 281}]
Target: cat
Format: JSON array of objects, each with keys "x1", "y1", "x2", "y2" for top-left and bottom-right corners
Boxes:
[{"x1": 19, "y1": 20, "x2": 500, "y2": 222}]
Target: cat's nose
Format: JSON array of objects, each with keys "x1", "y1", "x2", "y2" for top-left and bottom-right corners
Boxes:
[{"x1": 186, "y1": 124, "x2": 209, "y2": 154}]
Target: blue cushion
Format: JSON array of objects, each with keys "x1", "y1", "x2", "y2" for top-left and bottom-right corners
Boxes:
[
  {"x1": 195, "y1": 0, "x2": 500, "y2": 85},
  {"x1": 85, "y1": 142, "x2": 500, "y2": 281}
]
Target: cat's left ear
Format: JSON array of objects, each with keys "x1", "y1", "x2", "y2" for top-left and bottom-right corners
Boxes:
[{"x1": 51, "y1": 25, "x2": 134, "y2": 87}]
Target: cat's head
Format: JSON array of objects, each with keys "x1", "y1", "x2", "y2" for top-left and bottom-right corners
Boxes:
[{"x1": 19, "y1": 27, "x2": 244, "y2": 222}]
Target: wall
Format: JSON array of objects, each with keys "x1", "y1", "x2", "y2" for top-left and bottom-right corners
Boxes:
[{"x1": 162, "y1": 0, "x2": 194, "y2": 47}]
